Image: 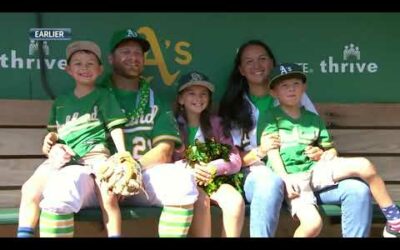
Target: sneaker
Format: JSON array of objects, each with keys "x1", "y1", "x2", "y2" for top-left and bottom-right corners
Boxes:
[{"x1": 383, "y1": 222, "x2": 400, "y2": 238}]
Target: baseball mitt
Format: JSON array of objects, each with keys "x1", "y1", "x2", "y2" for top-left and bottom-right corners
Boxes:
[{"x1": 97, "y1": 151, "x2": 143, "y2": 196}]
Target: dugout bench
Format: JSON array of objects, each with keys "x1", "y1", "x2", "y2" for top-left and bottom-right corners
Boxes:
[{"x1": 0, "y1": 100, "x2": 399, "y2": 237}]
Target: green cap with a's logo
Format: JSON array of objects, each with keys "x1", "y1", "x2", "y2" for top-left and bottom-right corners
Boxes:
[
  {"x1": 109, "y1": 28, "x2": 150, "y2": 52},
  {"x1": 269, "y1": 63, "x2": 306, "y2": 89},
  {"x1": 177, "y1": 71, "x2": 215, "y2": 93}
]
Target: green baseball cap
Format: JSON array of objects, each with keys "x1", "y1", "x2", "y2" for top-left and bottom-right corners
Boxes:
[
  {"x1": 268, "y1": 63, "x2": 307, "y2": 89},
  {"x1": 177, "y1": 71, "x2": 215, "y2": 93},
  {"x1": 109, "y1": 28, "x2": 150, "y2": 52}
]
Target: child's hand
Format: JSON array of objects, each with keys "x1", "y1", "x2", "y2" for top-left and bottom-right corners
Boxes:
[
  {"x1": 304, "y1": 146, "x2": 323, "y2": 161},
  {"x1": 42, "y1": 132, "x2": 58, "y2": 155},
  {"x1": 282, "y1": 175, "x2": 301, "y2": 199},
  {"x1": 259, "y1": 133, "x2": 280, "y2": 156},
  {"x1": 48, "y1": 144, "x2": 75, "y2": 169},
  {"x1": 194, "y1": 163, "x2": 215, "y2": 186}
]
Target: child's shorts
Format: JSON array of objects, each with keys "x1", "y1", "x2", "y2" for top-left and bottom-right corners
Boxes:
[
  {"x1": 286, "y1": 157, "x2": 348, "y2": 216},
  {"x1": 76, "y1": 144, "x2": 110, "y2": 174}
]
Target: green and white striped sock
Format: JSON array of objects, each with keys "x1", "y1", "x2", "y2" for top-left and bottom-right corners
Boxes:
[
  {"x1": 158, "y1": 206, "x2": 193, "y2": 237},
  {"x1": 39, "y1": 210, "x2": 74, "y2": 237}
]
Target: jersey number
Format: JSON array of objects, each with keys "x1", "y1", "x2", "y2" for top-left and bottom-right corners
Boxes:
[{"x1": 132, "y1": 137, "x2": 152, "y2": 158}]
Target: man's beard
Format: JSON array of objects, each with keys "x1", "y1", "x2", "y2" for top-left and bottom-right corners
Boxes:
[{"x1": 113, "y1": 65, "x2": 142, "y2": 79}]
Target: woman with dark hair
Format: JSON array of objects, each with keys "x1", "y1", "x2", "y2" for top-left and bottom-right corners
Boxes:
[{"x1": 218, "y1": 40, "x2": 372, "y2": 237}]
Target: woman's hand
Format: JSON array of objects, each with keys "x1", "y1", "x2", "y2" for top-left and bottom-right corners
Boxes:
[{"x1": 304, "y1": 145, "x2": 323, "y2": 161}]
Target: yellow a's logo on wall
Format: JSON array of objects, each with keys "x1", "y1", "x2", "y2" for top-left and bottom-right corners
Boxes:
[{"x1": 138, "y1": 26, "x2": 192, "y2": 86}]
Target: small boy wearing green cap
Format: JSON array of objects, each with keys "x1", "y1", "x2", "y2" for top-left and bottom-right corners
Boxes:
[
  {"x1": 18, "y1": 40, "x2": 131, "y2": 237},
  {"x1": 261, "y1": 62, "x2": 400, "y2": 237}
]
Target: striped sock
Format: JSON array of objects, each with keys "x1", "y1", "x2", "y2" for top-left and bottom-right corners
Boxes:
[
  {"x1": 17, "y1": 226, "x2": 34, "y2": 238},
  {"x1": 158, "y1": 206, "x2": 193, "y2": 238},
  {"x1": 39, "y1": 210, "x2": 74, "y2": 237}
]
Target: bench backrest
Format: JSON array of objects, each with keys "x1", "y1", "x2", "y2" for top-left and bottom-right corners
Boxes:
[
  {"x1": 317, "y1": 103, "x2": 400, "y2": 201},
  {"x1": 0, "y1": 100, "x2": 51, "y2": 207},
  {"x1": 0, "y1": 100, "x2": 399, "y2": 208}
]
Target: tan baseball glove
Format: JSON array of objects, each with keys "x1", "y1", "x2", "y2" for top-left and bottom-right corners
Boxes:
[{"x1": 97, "y1": 151, "x2": 143, "y2": 196}]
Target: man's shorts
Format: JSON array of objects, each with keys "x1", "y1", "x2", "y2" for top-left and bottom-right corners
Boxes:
[{"x1": 121, "y1": 162, "x2": 198, "y2": 207}]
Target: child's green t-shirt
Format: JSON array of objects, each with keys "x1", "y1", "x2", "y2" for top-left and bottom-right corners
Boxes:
[
  {"x1": 47, "y1": 87, "x2": 127, "y2": 158},
  {"x1": 262, "y1": 106, "x2": 333, "y2": 173}
]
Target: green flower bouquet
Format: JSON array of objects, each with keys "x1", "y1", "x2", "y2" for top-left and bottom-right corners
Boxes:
[{"x1": 185, "y1": 138, "x2": 244, "y2": 196}]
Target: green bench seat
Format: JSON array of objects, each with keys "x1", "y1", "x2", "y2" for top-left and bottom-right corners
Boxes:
[
  {"x1": 0, "y1": 203, "x2": 395, "y2": 225},
  {"x1": 0, "y1": 207, "x2": 163, "y2": 225},
  {"x1": 0, "y1": 206, "x2": 222, "y2": 225}
]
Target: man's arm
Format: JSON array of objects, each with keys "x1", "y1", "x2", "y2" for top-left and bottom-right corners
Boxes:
[{"x1": 138, "y1": 141, "x2": 175, "y2": 170}]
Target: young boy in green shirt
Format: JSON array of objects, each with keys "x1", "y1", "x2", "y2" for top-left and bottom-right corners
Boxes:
[
  {"x1": 261, "y1": 62, "x2": 400, "y2": 238},
  {"x1": 18, "y1": 41, "x2": 129, "y2": 237}
]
